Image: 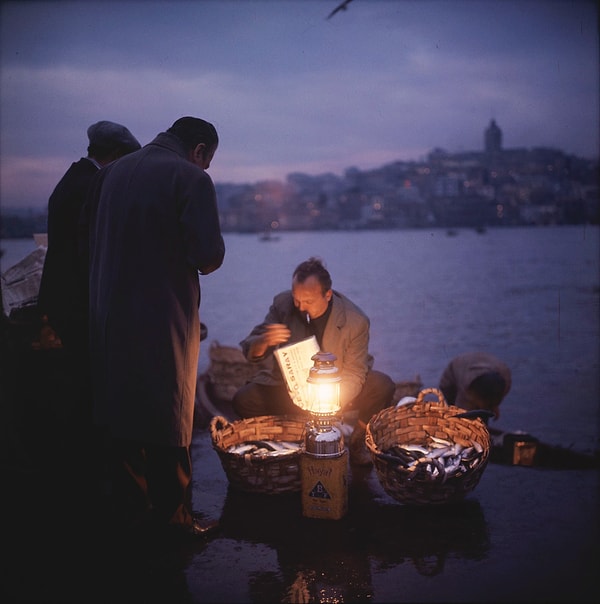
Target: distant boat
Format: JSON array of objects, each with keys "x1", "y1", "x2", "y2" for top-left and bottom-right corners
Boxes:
[{"x1": 259, "y1": 229, "x2": 280, "y2": 242}]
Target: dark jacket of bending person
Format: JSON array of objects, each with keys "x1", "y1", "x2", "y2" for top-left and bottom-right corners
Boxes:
[{"x1": 439, "y1": 351, "x2": 511, "y2": 421}]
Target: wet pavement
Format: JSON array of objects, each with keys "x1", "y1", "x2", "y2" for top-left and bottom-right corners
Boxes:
[
  {"x1": 2, "y1": 419, "x2": 598, "y2": 603},
  {"x1": 1, "y1": 346, "x2": 598, "y2": 603}
]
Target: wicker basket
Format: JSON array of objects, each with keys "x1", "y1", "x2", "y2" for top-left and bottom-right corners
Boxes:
[
  {"x1": 210, "y1": 415, "x2": 307, "y2": 494},
  {"x1": 365, "y1": 388, "x2": 491, "y2": 505},
  {"x1": 206, "y1": 340, "x2": 261, "y2": 401}
]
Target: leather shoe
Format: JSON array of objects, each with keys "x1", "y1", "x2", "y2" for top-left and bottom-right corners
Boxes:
[
  {"x1": 188, "y1": 517, "x2": 220, "y2": 537},
  {"x1": 163, "y1": 517, "x2": 220, "y2": 542}
]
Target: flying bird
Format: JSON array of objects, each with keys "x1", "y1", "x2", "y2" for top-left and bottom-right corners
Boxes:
[{"x1": 327, "y1": 0, "x2": 354, "y2": 20}]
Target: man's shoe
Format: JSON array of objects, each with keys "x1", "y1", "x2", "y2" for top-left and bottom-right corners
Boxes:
[
  {"x1": 188, "y1": 517, "x2": 220, "y2": 537},
  {"x1": 162, "y1": 517, "x2": 220, "y2": 542},
  {"x1": 348, "y1": 426, "x2": 372, "y2": 466}
]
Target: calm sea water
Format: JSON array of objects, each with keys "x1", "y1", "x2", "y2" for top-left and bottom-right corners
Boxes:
[{"x1": 3, "y1": 225, "x2": 599, "y2": 450}]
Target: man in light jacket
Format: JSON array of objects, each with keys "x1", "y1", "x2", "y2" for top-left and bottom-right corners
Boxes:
[{"x1": 233, "y1": 257, "x2": 395, "y2": 466}]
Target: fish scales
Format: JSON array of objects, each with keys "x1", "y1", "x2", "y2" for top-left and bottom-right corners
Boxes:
[{"x1": 228, "y1": 439, "x2": 302, "y2": 457}]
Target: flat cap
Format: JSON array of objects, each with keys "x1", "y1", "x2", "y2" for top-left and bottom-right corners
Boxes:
[{"x1": 87, "y1": 120, "x2": 141, "y2": 153}]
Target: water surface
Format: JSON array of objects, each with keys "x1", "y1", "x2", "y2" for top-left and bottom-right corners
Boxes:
[{"x1": 3, "y1": 225, "x2": 598, "y2": 449}]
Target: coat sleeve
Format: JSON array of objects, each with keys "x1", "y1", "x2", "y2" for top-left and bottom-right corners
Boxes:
[
  {"x1": 239, "y1": 292, "x2": 290, "y2": 361},
  {"x1": 179, "y1": 170, "x2": 225, "y2": 275},
  {"x1": 338, "y1": 315, "x2": 370, "y2": 407}
]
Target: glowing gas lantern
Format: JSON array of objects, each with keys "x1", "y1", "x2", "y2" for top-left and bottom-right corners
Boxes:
[
  {"x1": 301, "y1": 351, "x2": 348, "y2": 520},
  {"x1": 306, "y1": 351, "x2": 341, "y2": 420}
]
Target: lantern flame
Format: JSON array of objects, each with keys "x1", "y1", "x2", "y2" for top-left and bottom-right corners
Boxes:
[{"x1": 306, "y1": 351, "x2": 341, "y2": 419}]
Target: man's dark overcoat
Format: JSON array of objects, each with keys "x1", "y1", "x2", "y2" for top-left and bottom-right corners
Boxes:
[
  {"x1": 87, "y1": 132, "x2": 225, "y2": 446},
  {"x1": 38, "y1": 158, "x2": 98, "y2": 345}
]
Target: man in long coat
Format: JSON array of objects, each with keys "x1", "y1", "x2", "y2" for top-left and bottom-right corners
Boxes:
[
  {"x1": 37, "y1": 121, "x2": 140, "y2": 499},
  {"x1": 38, "y1": 121, "x2": 141, "y2": 350},
  {"x1": 86, "y1": 116, "x2": 225, "y2": 539}
]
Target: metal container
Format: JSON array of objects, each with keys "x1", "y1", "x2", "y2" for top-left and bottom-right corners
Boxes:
[
  {"x1": 503, "y1": 431, "x2": 538, "y2": 466},
  {"x1": 303, "y1": 421, "x2": 344, "y2": 458},
  {"x1": 301, "y1": 418, "x2": 348, "y2": 519}
]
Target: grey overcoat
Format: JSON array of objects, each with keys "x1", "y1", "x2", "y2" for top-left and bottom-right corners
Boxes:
[{"x1": 87, "y1": 132, "x2": 225, "y2": 446}]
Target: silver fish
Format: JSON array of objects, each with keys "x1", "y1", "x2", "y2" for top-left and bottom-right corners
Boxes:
[
  {"x1": 229, "y1": 443, "x2": 257, "y2": 454},
  {"x1": 382, "y1": 433, "x2": 485, "y2": 482},
  {"x1": 400, "y1": 443, "x2": 431, "y2": 455},
  {"x1": 429, "y1": 435, "x2": 453, "y2": 447},
  {"x1": 228, "y1": 439, "x2": 302, "y2": 458}
]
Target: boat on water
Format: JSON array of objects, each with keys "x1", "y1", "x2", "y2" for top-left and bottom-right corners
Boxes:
[
  {"x1": 258, "y1": 222, "x2": 281, "y2": 241},
  {"x1": 259, "y1": 230, "x2": 280, "y2": 242}
]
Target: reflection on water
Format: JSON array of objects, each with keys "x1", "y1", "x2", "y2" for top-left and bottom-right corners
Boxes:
[
  {"x1": 213, "y1": 472, "x2": 490, "y2": 601},
  {"x1": 218, "y1": 488, "x2": 373, "y2": 602},
  {"x1": 368, "y1": 500, "x2": 489, "y2": 577},
  {"x1": 349, "y1": 467, "x2": 490, "y2": 578}
]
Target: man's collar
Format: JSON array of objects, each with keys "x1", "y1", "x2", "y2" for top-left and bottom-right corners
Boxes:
[{"x1": 85, "y1": 156, "x2": 102, "y2": 170}]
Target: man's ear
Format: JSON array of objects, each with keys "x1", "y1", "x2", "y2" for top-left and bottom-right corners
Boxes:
[{"x1": 194, "y1": 143, "x2": 206, "y2": 160}]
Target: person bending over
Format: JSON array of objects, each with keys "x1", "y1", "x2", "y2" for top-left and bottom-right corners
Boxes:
[{"x1": 439, "y1": 351, "x2": 511, "y2": 422}]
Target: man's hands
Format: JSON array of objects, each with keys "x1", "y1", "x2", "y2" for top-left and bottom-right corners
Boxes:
[{"x1": 249, "y1": 323, "x2": 291, "y2": 359}]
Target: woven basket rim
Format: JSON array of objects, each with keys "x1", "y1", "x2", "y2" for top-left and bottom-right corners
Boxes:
[
  {"x1": 366, "y1": 402, "x2": 491, "y2": 452},
  {"x1": 210, "y1": 414, "x2": 307, "y2": 460},
  {"x1": 209, "y1": 414, "x2": 307, "y2": 494}
]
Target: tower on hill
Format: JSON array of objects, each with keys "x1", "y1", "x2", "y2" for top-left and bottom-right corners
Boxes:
[{"x1": 484, "y1": 119, "x2": 502, "y2": 153}]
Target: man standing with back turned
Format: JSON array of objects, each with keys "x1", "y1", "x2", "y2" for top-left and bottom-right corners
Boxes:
[
  {"x1": 38, "y1": 120, "x2": 141, "y2": 352},
  {"x1": 37, "y1": 121, "x2": 140, "y2": 501},
  {"x1": 87, "y1": 116, "x2": 225, "y2": 540}
]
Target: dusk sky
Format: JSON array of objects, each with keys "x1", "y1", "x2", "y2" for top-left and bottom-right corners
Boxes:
[{"x1": 1, "y1": 0, "x2": 598, "y2": 210}]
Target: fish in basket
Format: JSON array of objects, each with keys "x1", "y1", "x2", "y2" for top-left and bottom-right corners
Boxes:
[
  {"x1": 210, "y1": 414, "x2": 307, "y2": 495},
  {"x1": 365, "y1": 388, "x2": 491, "y2": 505}
]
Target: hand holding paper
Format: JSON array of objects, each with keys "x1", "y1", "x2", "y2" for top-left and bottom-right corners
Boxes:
[
  {"x1": 248, "y1": 323, "x2": 291, "y2": 359},
  {"x1": 263, "y1": 323, "x2": 291, "y2": 347},
  {"x1": 274, "y1": 336, "x2": 320, "y2": 410}
]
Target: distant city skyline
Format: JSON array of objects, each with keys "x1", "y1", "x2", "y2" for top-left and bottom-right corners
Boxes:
[
  {"x1": 2, "y1": 116, "x2": 592, "y2": 215},
  {"x1": 1, "y1": 0, "x2": 598, "y2": 210}
]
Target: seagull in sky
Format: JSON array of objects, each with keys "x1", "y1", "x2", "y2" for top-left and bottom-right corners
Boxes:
[{"x1": 327, "y1": 0, "x2": 354, "y2": 20}]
